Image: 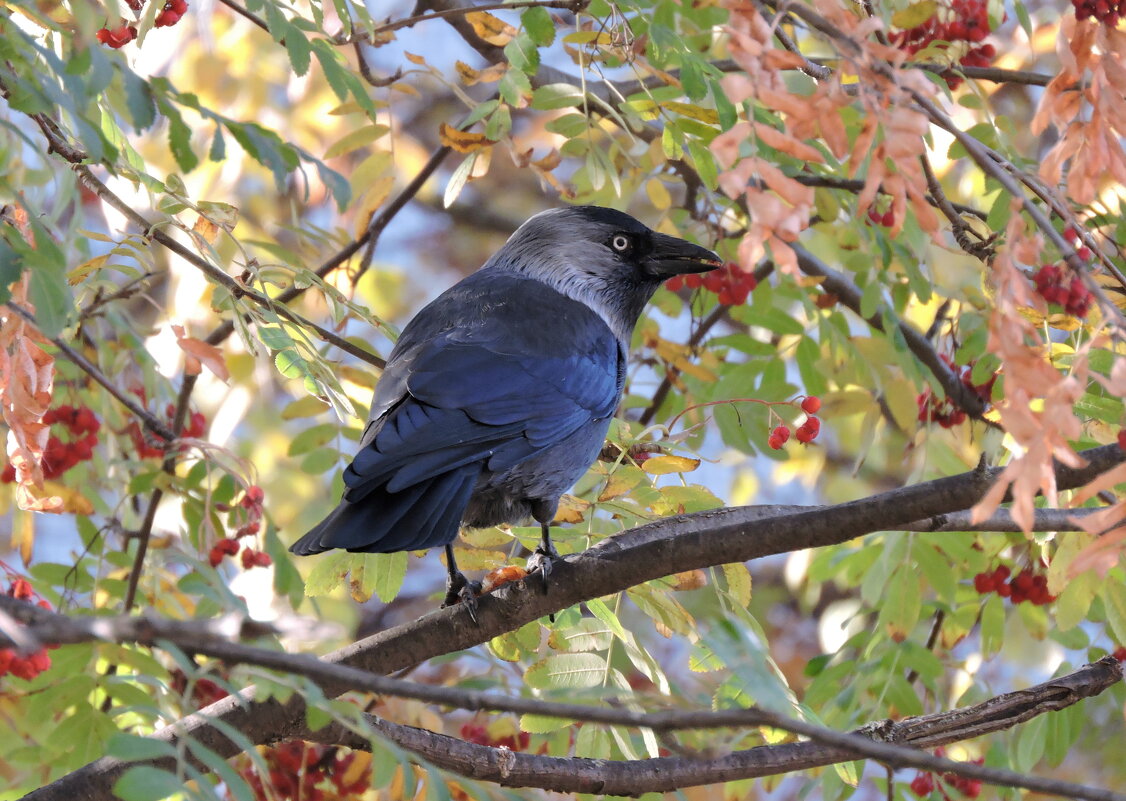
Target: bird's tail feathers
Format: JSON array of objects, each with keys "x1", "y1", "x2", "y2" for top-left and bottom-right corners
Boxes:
[{"x1": 288, "y1": 467, "x2": 478, "y2": 556}]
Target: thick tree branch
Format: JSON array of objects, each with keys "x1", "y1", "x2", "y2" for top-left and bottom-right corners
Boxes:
[
  {"x1": 5, "y1": 594, "x2": 1121, "y2": 798},
  {"x1": 306, "y1": 658, "x2": 1123, "y2": 798},
  {"x1": 18, "y1": 443, "x2": 1124, "y2": 801}
]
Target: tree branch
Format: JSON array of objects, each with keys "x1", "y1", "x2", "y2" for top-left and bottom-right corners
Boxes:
[{"x1": 305, "y1": 658, "x2": 1123, "y2": 798}]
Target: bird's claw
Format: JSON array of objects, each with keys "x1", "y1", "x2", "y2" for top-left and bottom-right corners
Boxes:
[
  {"x1": 442, "y1": 571, "x2": 482, "y2": 624},
  {"x1": 527, "y1": 543, "x2": 560, "y2": 593}
]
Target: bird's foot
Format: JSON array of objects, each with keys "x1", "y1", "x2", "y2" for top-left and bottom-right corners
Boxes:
[
  {"x1": 442, "y1": 571, "x2": 483, "y2": 624},
  {"x1": 527, "y1": 543, "x2": 561, "y2": 593}
]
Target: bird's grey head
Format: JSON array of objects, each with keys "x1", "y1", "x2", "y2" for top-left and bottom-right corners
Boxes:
[{"x1": 485, "y1": 206, "x2": 721, "y2": 343}]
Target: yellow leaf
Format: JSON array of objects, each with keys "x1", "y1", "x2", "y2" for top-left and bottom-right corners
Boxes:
[
  {"x1": 646, "y1": 178, "x2": 671, "y2": 210},
  {"x1": 891, "y1": 0, "x2": 937, "y2": 30},
  {"x1": 641, "y1": 454, "x2": 701, "y2": 475},
  {"x1": 324, "y1": 125, "x2": 390, "y2": 160},
  {"x1": 282, "y1": 395, "x2": 329, "y2": 419},
  {"x1": 404, "y1": 51, "x2": 426, "y2": 65},
  {"x1": 554, "y1": 494, "x2": 589, "y2": 523},
  {"x1": 67, "y1": 255, "x2": 108, "y2": 285},
  {"x1": 598, "y1": 467, "x2": 645, "y2": 502},
  {"x1": 37, "y1": 482, "x2": 95, "y2": 515},
  {"x1": 353, "y1": 176, "x2": 395, "y2": 239},
  {"x1": 562, "y1": 30, "x2": 612, "y2": 45},
  {"x1": 661, "y1": 101, "x2": 719, "y2": 125},
  {"x1": 438, "y1": 123, "x2": 495, "y2": 153},
  {"x1": 390, "y1": 82, "x2": 420, "y2": 96},
  {"x1": 351, "y1": 151, "x2": 394, "y2": 194},
  {"x1": 465, "y1": 10, "x2": 516, "y2": 45}
]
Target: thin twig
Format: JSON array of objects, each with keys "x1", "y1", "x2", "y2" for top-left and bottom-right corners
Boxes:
[{"x1": 792, "y1": 245, "x2": 996, "y2": 424}]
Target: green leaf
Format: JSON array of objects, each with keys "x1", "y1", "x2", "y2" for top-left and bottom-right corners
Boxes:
[
  {"x1": 123, "y1": 69, "x2": 156, "y2": 132},
  {"x1": 313, "y1": 42, "x2": 351, "y2": 101},
  {"x1": 1103, "y1": 579, "x2": 1126, "y2": 647},
  {"x1": 531, "y1": 83, "x2": 586, "y2": 111},
  {"x1": 443, "y1": 152, "x2": 477, "y2": 208},
  {"x1": 524, "y1": 653, "x2": 607, "y2": 690},
  {"x1": 302, "y1": 550, "x2": 350, "y2": 596},
  {"x1": 284, "y1": 24, "x2": 312, "y2": 76},
  {"x1": 522, "y1": 6, "x2": 555, "y2": 46},
  {"x1": 981, "y1": 593, "x2": 1005, "y2": 657},
  {"x1": 160, "y1": 101, "x2": 199, "y2": 173},
  {"x1": 113, "y1": 766, "x2": 185, "y2": 801},
  {"x1": 300, "y1": 447, "x2": 339, "y2": 474},
  {"x1": 106, "y1": 733, "x2": 177, "y2": 762},
  {"x1": 357, "y1": 551, "x2": 407, "y2": 603},
  {"x1": 686, "y1": 138, "x2": 717, "y2": 190},
  {"x1": 288, "y1": 422, "x2": 339, "y2": 456},
  {"x1": 520, "y1": 713, "x2": 572, "y2": 733}
]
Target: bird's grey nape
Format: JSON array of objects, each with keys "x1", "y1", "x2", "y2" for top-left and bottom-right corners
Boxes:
[{"x1": 483, "y1": 206, "x2": 662, "y2": 344}]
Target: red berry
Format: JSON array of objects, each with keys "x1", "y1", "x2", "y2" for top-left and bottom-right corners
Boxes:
[
  {"x1": 771, "y1": 425, "x2": 790, "y2": 444},
  {"x1": 245, "y1": 485, "x2": 264, "y2": 505},
  {"x1": 1076, "y1": 246, "x2": 1092, "y2": 261},
  {"x1": 684, "y1": 274, "x2": 704, "y2": 290},
  {"x1": 1113, "y1": 646, "x2": 1126, "y2": 661},
  {"x1": 665, "y1": 275, "x2": 684, "y2": 292},
  {"x1": 973, "y1": 573, "x2": 992, "y2": 593},
  {"x1": 909, "y1": 771, "x2": 935, "y2": 796},
  {"x1": 716, "y1": 289, "x2": 734, "y2": 306},
  {"x1": 703, "y1": 270, "x2": 725, "y2": 293},
  {"x1": 1117, "y1": 430, "x2": 1126, "y2": 451},
  {"x1": 1, "y1": 463, "x2": 15, "y2": 483},
  {"x1": 800, "y1": 396, "x2": 821, "y2": 414}
]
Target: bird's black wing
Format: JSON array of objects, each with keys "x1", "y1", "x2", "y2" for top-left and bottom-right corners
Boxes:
[{"x1": 290, "y1": 273, "x2": 622, "y2": 555}]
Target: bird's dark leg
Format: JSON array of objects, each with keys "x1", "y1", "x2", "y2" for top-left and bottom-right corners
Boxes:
[
  {"x1": 526, "y1": 518, "x2": 560, "y2": 593},
  {"x1": 442, "y1": 543, "x2": 482, "y2": 623}
]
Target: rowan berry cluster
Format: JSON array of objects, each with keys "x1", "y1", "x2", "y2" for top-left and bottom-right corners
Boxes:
[
  {"x1": 1, "y1": 404, "x2": 101, "y2": 484},
  {"x1": 768, "y1": 396, "x2": 822, "y2": 450},
  {"x1": 127, "y1": 402, "x2": 207, "y2": 459},
  {"x1": 665, "y1": 262, "x2": 757, "y2": 306},
  {"x1": 240, "y1": 741, "x2": 369, "y2": 801},
  {"x1": 0, "y1": 576, "x2": 56, "y2": 681},
  {"x1": 972, "y1": 564, "x2": 1056, "y2": 606},
  {"x1": 866, "y1": 206, "x2": 896, "y2": 228},
  {"x1": 916, "y1": 354, "x2": 996, "y2": 428},
  {"x1": 1073, "y1": 0, "x2": 1126, "y2": 26},
  {"x1": 1032, "y1": 265, "x2": 1093, "y2": 318},
  {"x1": 1030, "y1": 227, "x2": 1095, "y2": 317},
  {"x1": 909, "y1": 750, "x2": 983, "y2": 799},
  {"x1": 209, "y1": 485, "x2": 271, "y2": 569},
  {"x1": 96, "y1": 0, "x2": 188, "y2": 49},
  {"x1": 460, "y1": 722, "x2": 532, "y2": 750},
  {"x1": 890, "y1": 0, "x2": 996, "y2": 88},
  {"x1": 169, "y1": 667, "x2": 229, "y2": 709}
]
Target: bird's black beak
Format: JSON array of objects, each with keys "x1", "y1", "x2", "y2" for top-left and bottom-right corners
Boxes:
[{"x1": 643, "y1": 232, "x2": 723, "y2": 279}]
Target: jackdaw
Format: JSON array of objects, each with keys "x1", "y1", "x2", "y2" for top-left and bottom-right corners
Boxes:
[{"x1": 290, "y1": 206, "x2": 720, "y2": 614}]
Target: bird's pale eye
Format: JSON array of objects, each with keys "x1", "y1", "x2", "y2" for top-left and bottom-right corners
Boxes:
[{"x1": 610, "y1": 234, "x2": 632, "y2": 253}]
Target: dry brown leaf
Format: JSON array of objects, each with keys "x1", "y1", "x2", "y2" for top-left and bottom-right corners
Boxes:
[
  {"x1": 438, "y1": 123, "x2": 495, "y2": 154},
  {"x1": 172, "y1": 323, "x2": 230, "y2": 382},
  {"x1": 464, "y1": 10, "x2": 516, "y2": 46}
]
